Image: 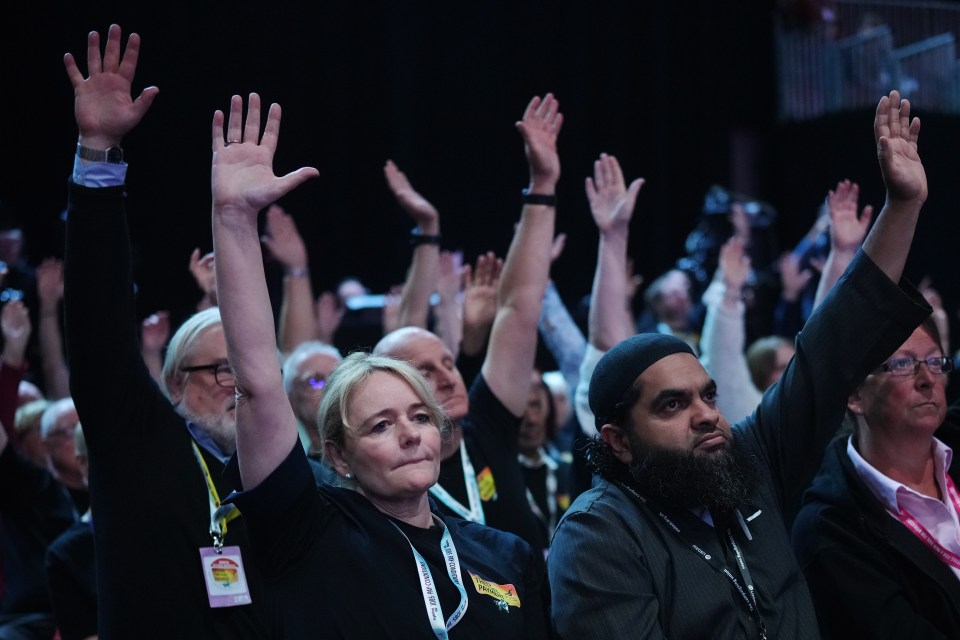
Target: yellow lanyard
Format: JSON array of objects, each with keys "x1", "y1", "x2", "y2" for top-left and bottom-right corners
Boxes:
[{"x1": 191, "y1": 441, "x2": 240, "y2": 551}]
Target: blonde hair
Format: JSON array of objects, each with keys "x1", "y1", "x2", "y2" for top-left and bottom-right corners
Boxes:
[{"x1": 318, "y1": 352, "x2": 449, "y2": 468}]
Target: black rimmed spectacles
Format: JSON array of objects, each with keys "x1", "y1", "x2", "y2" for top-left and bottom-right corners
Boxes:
[
  {"x1": 877, "y1": 356, "x2": 953, "y2": 377},
  {"x1": 180, "y1": 362, "x2": 235, "y2": 387}
]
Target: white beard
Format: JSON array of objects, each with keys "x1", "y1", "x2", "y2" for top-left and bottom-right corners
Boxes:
[{"x1": 176, "y1": 401, "x2": 238, "y2": 456}]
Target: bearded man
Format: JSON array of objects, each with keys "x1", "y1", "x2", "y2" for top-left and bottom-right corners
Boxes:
[{"x1": 548, "y1": 90, "x2": 931, "y2": 639}]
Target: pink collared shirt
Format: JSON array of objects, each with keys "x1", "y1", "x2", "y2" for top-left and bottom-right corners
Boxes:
[{"x1": 849, "y1": 435, "x2": 960, "y2": 581}]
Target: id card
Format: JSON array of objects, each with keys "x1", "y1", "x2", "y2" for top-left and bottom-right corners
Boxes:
[{"x1": 199, "y1": 546, "x2": 252, "y2": 608}]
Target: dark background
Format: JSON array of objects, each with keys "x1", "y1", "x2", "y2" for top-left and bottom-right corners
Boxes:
[{"x1": 3, "y1": 1, "x2": 958, "y2": 339}]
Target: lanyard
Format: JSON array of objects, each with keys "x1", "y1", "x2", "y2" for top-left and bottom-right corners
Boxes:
[
  {"x1": 519, "y1": 449, "x2": 558, "y2": 535},
  {"x1": 615, "y1": 480, "x2": 767, "y2": 640},
  {"x1": 893, "y1": 474, "x2": 960, "y2": 570},
  {"x1": 429, "y1": 441, "x2": 485, "y2": 524},
  {"x1": 191, "y1": 441, "x2": 240, "y2": 552},
  {"x1": 390, "y1": 516, "x2": 469, "y2": 639}
]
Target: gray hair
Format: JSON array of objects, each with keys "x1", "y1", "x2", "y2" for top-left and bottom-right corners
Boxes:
[
  {"x1": 282, "y1": 341, "x2": 343, "y2": 395},
  {"x1": 160, "y1": 307, "x2": 223, "y2": 400}
]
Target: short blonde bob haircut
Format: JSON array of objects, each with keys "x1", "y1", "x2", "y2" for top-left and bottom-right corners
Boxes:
[{"x1": 318, "y1": 351, "x2": 450, "y2": 464}]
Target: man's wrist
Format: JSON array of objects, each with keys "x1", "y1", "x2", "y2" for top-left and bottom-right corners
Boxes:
[{"x1": 285, "y1": 267, "x2": 309, "y2": 279}]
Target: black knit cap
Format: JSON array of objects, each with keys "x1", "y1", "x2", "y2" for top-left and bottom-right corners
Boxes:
[{"x1": 589, "y1": 333, "x2": 695, "y2": 429}]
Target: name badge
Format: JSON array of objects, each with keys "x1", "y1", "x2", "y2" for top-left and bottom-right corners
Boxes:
[{"x1": 199, "y1": 546, "x2": 252, "y2": 608}]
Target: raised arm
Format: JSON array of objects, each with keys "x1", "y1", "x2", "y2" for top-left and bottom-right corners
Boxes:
[
  {"x1": 585, "y1": 153, "x2": 644, "y2": 350},
  {"x1": 460, "y1": 251, "x2": 502, "y2": 359},
  {"x1": 538, "y1": 235, "x2": 587, "y2": 392},
  {"x1": 812, "y1": 179, "x2": 873, "y2": 309},
  {"x1": 36, "y1": 258, "x2": 71, "y2": 400},
  {"x1": 863, "y1": 90, "x2": 926, "y2": 281},
  {"x1": 211, "y1": 93, "x2": 318, "y2": 489},
  {"x1": 139, "y1": 310, "x2": 170, "y2": 383},
  {"x1": 481, "y1": 94, "x2": 561, "y2": 417},
  {"x1": 699, "y1": 236, "x2": 763, "y2": 422},
  {"x1": 188, "y1": 248, "x2": 218, "y2": 311},
  {"x1": 261, "y1": 204, "x2": 318, "y2": 354},
  {"x1": 431, "y1": 250, "x2": 464, "y2": 358},
  {"x1": 384, "y1": 160, "x2": 441, "y2": 330}
]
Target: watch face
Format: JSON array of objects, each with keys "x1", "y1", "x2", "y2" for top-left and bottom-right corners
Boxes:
[{"x1": 106, "y1": 146, "x2": 124, "y2": 163}]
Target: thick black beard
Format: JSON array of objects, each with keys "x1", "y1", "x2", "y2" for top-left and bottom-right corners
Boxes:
[{"x1": 626, "y1": 438, "x2": 761, "y2": 512}]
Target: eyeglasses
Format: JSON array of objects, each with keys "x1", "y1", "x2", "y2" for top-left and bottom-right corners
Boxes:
[
  {"x1": 877, "y1": 356, "x2": 953, "y2": 377},
  {"x1": 180, "y1": 362, "x2": 235, "y2": 388}
]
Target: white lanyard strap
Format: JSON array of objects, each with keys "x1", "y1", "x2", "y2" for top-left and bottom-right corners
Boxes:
[
  {"x1": 429, "y1": 441, "x2": 485, "y2": 524},
  {"x1": 391, "y1": 516, "x2": 469, "y2": 639}
]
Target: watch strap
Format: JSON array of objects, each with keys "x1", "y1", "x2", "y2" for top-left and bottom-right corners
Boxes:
[{"x1": 77, "y1": 143, "x2": 124, "y2": 164}]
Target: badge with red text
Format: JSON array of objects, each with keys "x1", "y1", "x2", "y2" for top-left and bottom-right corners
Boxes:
[
  {"x1": 199, "y1": 546, "x2": 252, "y2": 608},
  {"x1": 469, "y1": 572, "x2": 520, "y2": 612}
]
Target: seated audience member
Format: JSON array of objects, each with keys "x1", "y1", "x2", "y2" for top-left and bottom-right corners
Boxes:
[
  {"x1": 281, "y1": 341, "x2": 343, "y2": 485},
  {"x1": 39, "y1": 399, "x2": 88, "y2": 513},
  {"x1": 518, "y1": 371, "x2": 571, "y2": 546},
  {"x1": 62, "y1": 25, "x2": 268, "y2": 637},
  {"x1": 14, "y1": 399, "x2": 50, "y2": 469},
  {"x1": 635, "y1": 267, "x2": 703, "y2": 354},
  {"x1": 211, "y1": 91, "x2": 549, "y2": 638},
  {"x1": 550, "y1": 92, "x2": 931, "y2": 638},
  {"x1": 793, "y1": 316, "x2": 960, "y2": 638},
  {"x1": 0, "y1": 400, "x2": 77, "y2": 639},
  {"x1": 45, "y1": 423, "x2": 96, "y2": 640},
  {"x1": 745, "y1": 335, "x2": 795, "y2": 392},
  {"x1": 373, "y1": 94, "x2": 562, "y2": 554}
]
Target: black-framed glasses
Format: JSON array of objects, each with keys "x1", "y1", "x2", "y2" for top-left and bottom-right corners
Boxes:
[
  {"x1": 877, "y1": 356, "x2": 953, "y2": 377},
  {"x1": 180, "y1": 362, "x2": 235, "y2": 388}
]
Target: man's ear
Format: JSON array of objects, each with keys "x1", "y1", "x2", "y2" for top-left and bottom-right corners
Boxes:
[
  {"x1": 324, "y1": 441, "x2": 351, "y2": 479},
  {"x1": 600, "y1": 423, "x2": 634, "y2": 464},
  {"x1": 166, "y1": 375, "x2": 184, "y2": 404},
  {"x1": 847, "y1": 389, "x2": 864, "y2": 416}
]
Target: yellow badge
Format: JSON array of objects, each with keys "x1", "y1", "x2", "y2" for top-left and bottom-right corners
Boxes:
[
  {"x1": 476, "y1": 466, "x2": 497, "y2": 501},
  {"x1": 469, "y1": 572, "x2": 521, "y2": 609},
  {"x1": 557, "y1": 493, "x2": 571, "y2": 511}
]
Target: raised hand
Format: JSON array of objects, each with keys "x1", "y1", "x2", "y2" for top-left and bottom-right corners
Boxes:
[
  {"x1": 549, "y1": 233, "x2": 567, "y2": 265},
  {"x1": 779, "y1": 252, "x2": 813, "y2": 303},
  {"x1": 382, "y1": 284, "x2": 405, "y2": 336},
  {"x1": 36, "y1": 258, "x2": 65, "y2": 313},
  {"x1": 211, "y1": 93, "x2": 319, "y2": 219},
  {"x1": 1, "y1": 300, "x2": 32, "y2": 359},
  {"x1": 719, "y1": 236, "x2": 752, "y2": 293},
  {"x1": 188, "y1": 248, "x2": 217, "y2": 304},
  {"x1": 140, "y1": 311, "x2": 171, "y2": 354},
  {"x1": 586, "y1": 153, "x2": 644, "y2": 237},
  {"x1": 874, "y1": 90, "x2": 926, "y2": 205},
  {"x1": 462, "y1": 251, "x2": 503, "y2": 333},
  {"x1": 315, "y1": 291, "x2": 344, "y2": 344},
  {"x1": 63, "y1": 24, "x2": 159, "y2": 149},
  {"x1": 384, "y1": 160, "x2": 440, "y2": 233},
  {"x1": 261, "y1": 204, "x2": 308, "y2": 272},
  {"x1": 827, "y1": 179, "x2": 873, "y2": 253},
  {"x1": 516, "y1": 93, "x2": 563, "y2": 190}
]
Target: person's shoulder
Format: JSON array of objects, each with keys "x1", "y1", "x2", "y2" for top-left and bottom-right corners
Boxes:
[{"x1": 553, "y1": 479, "x2": 633, "y2": 532}]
